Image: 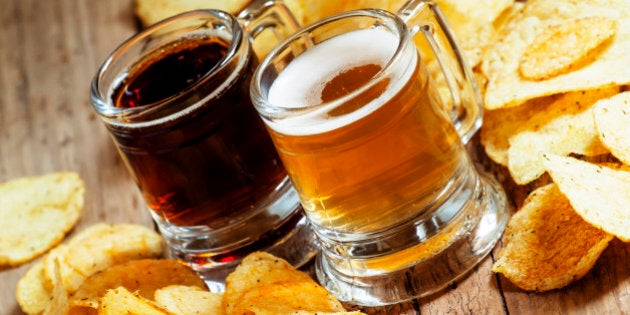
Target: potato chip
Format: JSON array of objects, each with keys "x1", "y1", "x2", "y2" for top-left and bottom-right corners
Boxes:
[
  {"x1": 223, "y1": 251, "x2": 340, "y2": 314},
  {"x1": 428, "y1": 0, "x2": 514, "y2": 68},
  {"x1": 480, "y1": 94, "x2": 554, "y2": 166},
  {"x1": 593, "y1": 91, "x2": 630, "y2": 165},
  {"x1": 505, "y1": 87, "x2": 619, "y2": 184},
  {"x1": 481, "y1": 0, "x2": 630, "y2": 109},
  {"x1": 69, "y1": 259, "x2": 205, "y2": 309},
  {"x1": 16, "y1": 223, "x2": 163, "y2": 315},
  {"x1": 542, "y1": 154, "x2": 630, "y2": 242},
  {"x1": 43, "y1": 259, "x2": 70, "y2": 315},
  {"x1": 519, "y1": 17, "x2": 617, "y2": 81},
  {"x1": 16, "y1": 260, "x2": 53, "y2": 315},
  {"x1": 0, "y1": 172, "x2": 84, "y2": 267},
  {"x1": 154, "y1": 285, "x2": 224, "y2": 315},
  {"x1": 233, "y1": 281, "x2": 348, "y2": 314},
  {"x1": 134, "y1": 0, "x2": 252, "y2": 27},
  {"x1": 492, "y1": 184, "x2": 614, "y2": 291},
  {"x1": 97, "y1": 287, "x2": 169, "y2": 315},
  {"x1": 43, "y1": 223, "x2": 164, "y2": 294}
]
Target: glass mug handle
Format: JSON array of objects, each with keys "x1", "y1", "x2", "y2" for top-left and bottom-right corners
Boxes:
[
  {"x1": 238, "y1": 0, "x2": 301, "y2": 57},
  {"x1": 398, "y1": 0, "x2": 482, "y2": 144}
]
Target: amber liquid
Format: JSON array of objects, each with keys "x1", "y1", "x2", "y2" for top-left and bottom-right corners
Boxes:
[
  {"x1": 109, "y1": 38, "x2": 286, "y2": 228},
  {"x1": 268, "y1": 59, "x2": 465, "y2": 234}
]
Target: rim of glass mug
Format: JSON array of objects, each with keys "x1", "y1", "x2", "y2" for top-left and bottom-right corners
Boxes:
[
  {"x1": 91, "y1": 10, "x2": 246, "y2": 125},
  {"x1": 251, "y1": 6, "x2": 482, "y2": 143},
  {"x1": 251, "y1": 9, "x2": 409, "y2": 118}
]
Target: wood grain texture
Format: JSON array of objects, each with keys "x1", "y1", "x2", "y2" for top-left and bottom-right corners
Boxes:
[{"x1": 0, "y1": 1, "x2": 628, "y2": 314}]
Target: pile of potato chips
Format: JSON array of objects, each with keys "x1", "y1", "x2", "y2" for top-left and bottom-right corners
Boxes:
[
  {"x1": 16, "y1": 223, "x2": 165, "y2": 314},
  {"x1": 477, "y1": 0, "x2": 630, "y2": 292},
  {"x1": 16, "y1": 230, "x2": 361, "y2": 315},
  {"x1": 5, "y1": 184, "x2": 361, "y2": 315}
]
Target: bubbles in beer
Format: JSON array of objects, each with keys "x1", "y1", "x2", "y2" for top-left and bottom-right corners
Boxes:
[{"x1": 267, "y1": 28, "x2": 417, "y2": 136}]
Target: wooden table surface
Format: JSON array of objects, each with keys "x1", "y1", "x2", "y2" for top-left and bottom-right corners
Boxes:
[{"x1": 1, "y1": 1, "x2": 628, "y2": 314}]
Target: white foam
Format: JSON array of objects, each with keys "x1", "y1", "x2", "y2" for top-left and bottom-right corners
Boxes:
[{"x1": 266, "y1": 28, "x2": 417, "y2": 136}]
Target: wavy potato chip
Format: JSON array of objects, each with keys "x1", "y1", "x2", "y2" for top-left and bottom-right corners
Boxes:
[
  {"x1": 0, "y1": 172, "x2": 84, "y2": 267},
  {"x1": 481, "y1": 0, "x2": 630, "y2": 109},
  {"x1": 16, "y1": 223, "x2": 163, "y2": 315},
  {"x1": 543, "y1": 154, "x2": 630, "y2": 242},
  {"x1": 481, "y1": 94, "x2": 555, "y2": 166},
  {"x1": 97, "y1": 287, "x2": 169, "y2": 315},
  {"x1": 44, "y1": 223, "x2": 164, "y2": 294},
  {"x1": 234, "y1": 281, "x2": 349, "y2": 315},
  {"x1": 504, "y1": 87, "x2": 618, "y2": 184},
  {"x1": 492, "y1": 184, "x2": 613, "y2": 291},
  {"x1": 429, "y1": 0, "x2": 514, "y2": 68},
  {"x1": 593, "y1": 91, "x2": 630, "y2": 165},
  {"x1": 519, "y1": 17, "x2": 617, "y2": 80},
  {"x1": 70, "y1": 259, "x2": 205, "y2": 309},
  {"x1": 154, "y1": 285, "x2": 224, "y2": 315},
  {"x1": 224, "y1": 252, "x2": 345, "y2": 314},
  {"x1": 15, "y1": 261, "x2": 52, "y2": 315},
  {"x1": 43, "y1": 259, "x2": 70, "y2": 315}
]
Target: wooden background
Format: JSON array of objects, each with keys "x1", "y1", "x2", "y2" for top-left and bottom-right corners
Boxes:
[{"x1": 0, "y1": 1, "x2": 628, "y2": 314}]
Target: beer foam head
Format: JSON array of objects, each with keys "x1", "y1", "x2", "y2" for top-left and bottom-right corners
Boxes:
[{"x1": 266, "y1": 27, "x2": 416, "y2": 135}]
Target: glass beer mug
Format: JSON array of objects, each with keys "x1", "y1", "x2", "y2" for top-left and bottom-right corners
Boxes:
[
  {"x1": 250, "y1": 0, "x2": 509, "y2": 305},
  {"x1": 90, "y1": 1, "x2": 316, "y2": 290}
]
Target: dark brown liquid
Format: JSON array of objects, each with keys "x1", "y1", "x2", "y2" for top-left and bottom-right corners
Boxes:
[
  {"x1": 114, "y1": 40, "x2": 229, "y2": 108},
  {"x1": 109, "y1": 38, "x2": 286, "y2": 228}
]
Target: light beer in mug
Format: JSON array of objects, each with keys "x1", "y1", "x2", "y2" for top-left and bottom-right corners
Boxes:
[
  {"x1": 265, "y1": 28, "x2": 466, "y2": 235},
  {"x1": 251, "y1": 6, "x2": 508, "y2": 304}
]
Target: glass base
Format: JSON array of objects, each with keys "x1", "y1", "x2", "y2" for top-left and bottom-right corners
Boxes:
[
  {"x1": 153, "y1": 179, "x2": 319, "y2": 292},
  {"x1": 315, "y1": 171, "x2": 508, "y2": 306}
]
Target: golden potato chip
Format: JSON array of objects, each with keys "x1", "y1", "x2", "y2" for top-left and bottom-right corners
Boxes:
[
  {"x1": 97, "y1": 287, "x2": 169, "y2": 315},
  {"x1": 223, "y1": 251, "x2": 334, "y2": 314},
  {"x1": 492, "y1": 184, "x2": 614, "y2": 291},
  {"x1": 593, "y1": 91, "x2": 630, "y2": 165},
  {"x1": 134, "y1": 0, "x2": 252, "y2": 27},
  {"x1": 480, "y1": 94, "x2": 554, "y2": 166},
  {"x1": 481, "y1": 0, "x2": 630, "y2": 109},
  {"x1": 154, "y1": 285, "x2": 224, "y2": 315},
  {"x1": 233, "y1": 281, "x2": 350, "y2": 314},
  {"x1": 16, "y1": 223, "x2": 163, "y2": 315},
  {"x1": 542, "y1": 154, "x2": 630, "y2": 242},
  {"x1": 43, "y1": 259, "x2": 70, "y2": 315},
  {"x1": 519, "y1": 17, "x2": 617, "y2": 80},
  {"x1": 0, "y1": 172, "x2": 84, "y2": 267},
  {"x1": 68, "y1": 306, "x2": 97, "y2": 315},
  {"x1": 505, "y1": 87, "x2": 619, "y2": 184},
  {"x1": 492, "y1": 1, "x2": 524, "y2": 32},
  {"x1": 428, "y1": 0, "x2": 514, "y2": 68},
  {"x1": 43, "y1": 223, "x2": 164, "y2": 294},
  {"x1": 70, "y1": 259, "x2": 205, "y2": 309},
  {"x1": 16, "y1": 260, "x2": 53, "y2": 315}
]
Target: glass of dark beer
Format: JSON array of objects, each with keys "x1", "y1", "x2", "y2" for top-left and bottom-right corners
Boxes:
[
  {"x1": 90, "y1": 2, "x2": 316, "y2": 290},
  {"x1": 250, "y1": 0, "x2": 509, "y2": 306}
]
